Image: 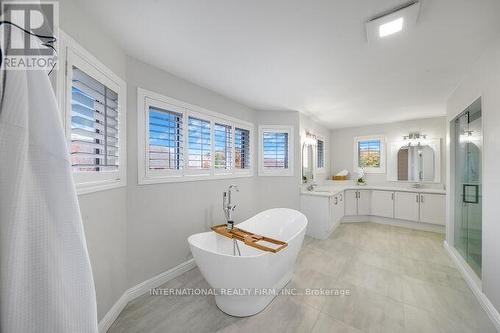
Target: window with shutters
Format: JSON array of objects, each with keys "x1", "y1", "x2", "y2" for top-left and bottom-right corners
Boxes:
[
  {"x1": 137, "y1": 88, "x2": 254, "y2": 183},
  {"x1": 235, "y1": 127, "x2": 250, "y2": 170},
  {"x1": 63, "y1": 36, "x2": 127, "y2": 194},
  {"x1": 258, "y1": 125, "x2": 294, "y2": 176},
  {"x1": 214, "y1": 123, "x2": 232, "y2": 171},
  {"x1": 70, "y1": 67, "x2": 119, "y2": 172},
  {"x1": 187, "y1": 115, "x2": 211, "y2": 171},
  {"x1": 316, "y1": 139, "x2": 325, "y2": 170},
  {"x1": 354, "y1": 136, "x2": 386, "y2": 173},
  {"x1": 148, "y1": 106, "x2": 183, "y2": 171}
]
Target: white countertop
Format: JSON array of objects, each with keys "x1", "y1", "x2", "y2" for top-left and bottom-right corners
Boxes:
[{"x1": 300, "y1": 184, "x2": 446, "y2": 197}]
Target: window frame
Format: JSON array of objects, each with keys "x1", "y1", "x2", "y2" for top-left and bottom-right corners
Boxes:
[
  {"x1": 213, "y1": 118, "x2": 234, "y2": 176},
  {"x1": 315, "y1": 137, "x2": 326, "y2": 174},
  {"x1": 234, "y1": 126, "x2": 252, "y2": 174},
  {"x1": 60, "y1": 32, "x2": 127, "y2": 195},
  {"x1": 137, "y1": 88, "x2": 254, "y2": 184},
  {"x1": 258, "y1": 125, "x2": 294, "y2": 177},
  {"x1": 353, "y1": 135, "x2": 386, "y2": 174},
  {"x1": 142, "y1": 97, "x2": 185, "y2": 180}
]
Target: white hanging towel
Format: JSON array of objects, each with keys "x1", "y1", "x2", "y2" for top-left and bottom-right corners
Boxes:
[{"x1": 0, "y1": 68, "x2": 98, "y2": 330}]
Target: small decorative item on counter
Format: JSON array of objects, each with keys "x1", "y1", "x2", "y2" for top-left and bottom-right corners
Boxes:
[
  {"x1": 332, "y1": 169, "x2": 349, "y2": 180},
  {"x1": 356, "y1": 168, "x2": 366, "y2": 185}
]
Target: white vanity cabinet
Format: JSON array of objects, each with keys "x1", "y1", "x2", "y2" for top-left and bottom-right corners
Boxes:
[
  {"x1": 344, "y1": 190, "x2": 358, "y2": 216},
  {"x1": 419, "y1": 193, "x2": 446, "y2": 225},
  {"x1": 344, "y1": 189, "x2": 371, "y2": 216},
  {"x1": 300, "y1": 192, "x2": 344, "y2": 239},
  {"x1": 332, "y1": 192, "x2": 345, "y2": 225},
  {"x1": 393, "y1": 191, "x2": 445, "y2": 225},
  {"x1": 394, "y1": 191, "x2": 420, "y2": 221},
  {"x1": 371, "y1": 190, "x2": 394, "y2": 218}
]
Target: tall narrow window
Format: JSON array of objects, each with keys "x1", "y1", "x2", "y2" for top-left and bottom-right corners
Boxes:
[
  {"x1": 214, "y1": 123, "x2": 232, "y2": 170},
  {"x1": 235, "y1": 127, "x2": 250, "y2": 169},
  {"x1": 317, "y1": 139, "x2": 325, "y2": 169},
  {"x1": 188, "y1": 116, "x2": 211, "y2": 169},
  {"x1": 148, "y1": 107, "x2": 183, "y2": 170},
  {"x1": 71, "y1": 67, "x2": 119, "y2": 172},
  {"x1": 259, "y1": 125, "x2": 293, "y2": 176}
]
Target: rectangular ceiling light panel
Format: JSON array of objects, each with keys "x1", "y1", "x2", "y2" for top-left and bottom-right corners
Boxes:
[{"x1": 366, "y1": 1, "x2": 420, "y2": 42}]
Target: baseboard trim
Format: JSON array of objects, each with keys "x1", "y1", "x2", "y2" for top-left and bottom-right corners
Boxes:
[
  {"x1": 97, "y1": 259, "x2": 196, "y2": 333},
  {"x1": 341, "y1": 215, "x2": 445, "y2": 233},
  {"x1": 444, "y1": 241, "x2": 500, "y2": 331}
]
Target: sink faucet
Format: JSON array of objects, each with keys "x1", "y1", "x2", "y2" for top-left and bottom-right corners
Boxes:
[
  {"x1": 306, "y1": 183, "x2": 317, "y2": 191},
  {"x1": 413, "y1": 182, "x2": 423, "y2": 189},
  {"x1": 223, "y1": 185, "x2": 239, "y2": 230}
]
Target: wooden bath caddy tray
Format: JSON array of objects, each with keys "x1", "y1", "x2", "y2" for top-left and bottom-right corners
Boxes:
[{"x1": 211, "y1": 224, "x2": 288, "y2": 253}]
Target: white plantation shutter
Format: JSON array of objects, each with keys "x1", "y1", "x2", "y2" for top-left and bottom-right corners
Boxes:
[
  {"x1": 214, "y1": 123, "x2": 232, "y2": 170},
  {"x1": 70, "y1": 66, "x2": 119, "y2": 172},
  {"x1": 235, "y1": 127, "x2": 250, "y2": 169},
  {"x1": 188, "y1": 116, "x2": 211, "y2": 169},
  {"x1": 317, "y1": 139, "x2": 325, "y2": 168},
  {"x1": 263, "y1": 131, "x2": 289, "y2": 168},
  {"x1": 148, "y1": 106, "x2": 183, "y2": 170}
]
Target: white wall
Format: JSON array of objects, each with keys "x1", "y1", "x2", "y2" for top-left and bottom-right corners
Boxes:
[
  {"x1": 125, "y1": 57, "x2": 259, "y2": 286},
  {"x1": 256, "y1": 111, "x2": 301, "y2": 210},
  {"x1": 60, "y1": 0, "x2": 128, "y2": 321},
  {"x1": 330, "y1": 117, "x2": 447, "y2": 188},
  {"x1": 446, "y1": 36, "x2": 500, "y2": 313}
]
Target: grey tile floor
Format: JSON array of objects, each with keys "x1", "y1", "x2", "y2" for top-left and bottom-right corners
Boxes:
[{"x1": 108, "y1": 222, "x2": 496, "y2": 333}]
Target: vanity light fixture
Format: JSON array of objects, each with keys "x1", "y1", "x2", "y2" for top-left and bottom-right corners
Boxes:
[
  {"x1": 403, "y1": 132, "x2": 427, "y2": 146},
  {"x1": 365, "y1": 1, "x2": 420, "y2": 42},
  {"x1": 304, "y1": 131, "x2": 317, "y2": 146}
]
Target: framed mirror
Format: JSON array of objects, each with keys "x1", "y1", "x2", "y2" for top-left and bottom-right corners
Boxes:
[
  {"x1": 302, "y1": 142, "x2": 314, "y2": 183},
  {"x1": 387, "y1": 138, "x2": 441, "y2": 183}
]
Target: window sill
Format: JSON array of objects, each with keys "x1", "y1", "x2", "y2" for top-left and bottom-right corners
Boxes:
[
  {"x1": 138, "y1": 171, "x2": 253, "y2": 185},
  {"x1": 258, "y1": 170, "x2": 294, "y2": 177},
  {"x1": 76, "y1": 179, "x2": 127, "y2": 195},
  {"x1": 361, "y1": 168, "x2": 386, "y2": 174}
]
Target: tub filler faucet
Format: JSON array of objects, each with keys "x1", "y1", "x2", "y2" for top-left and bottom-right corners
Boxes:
[
  {"x1": 223, "y1": 185, "x2": 239, "y2": 230},
  {"x1": 223, "y1": 185, "x2": 241, "y2": 256}
]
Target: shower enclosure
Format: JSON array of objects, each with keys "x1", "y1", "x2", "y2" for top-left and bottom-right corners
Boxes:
[{"x1": 452, "y1": 97, "x2": 482, "y2": 278}]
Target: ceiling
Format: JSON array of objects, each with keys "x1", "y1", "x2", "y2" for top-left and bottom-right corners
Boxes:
[{"x1": 74, "y1": 0, "x2": 500, "y2": 129}]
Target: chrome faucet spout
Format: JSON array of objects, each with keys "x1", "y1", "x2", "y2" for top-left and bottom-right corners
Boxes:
[{"x1": 223, "y1": 185, "x2": 239, "y2": 230}]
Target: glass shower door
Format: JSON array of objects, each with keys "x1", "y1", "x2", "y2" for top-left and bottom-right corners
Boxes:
[{"x1": 453, "y1": 98, "x2": 482, "y2": 278}]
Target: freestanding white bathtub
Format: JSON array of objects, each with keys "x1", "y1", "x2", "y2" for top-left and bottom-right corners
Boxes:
[{"x1": 188, "y1": 208, "x2": 307, "y2": 317}]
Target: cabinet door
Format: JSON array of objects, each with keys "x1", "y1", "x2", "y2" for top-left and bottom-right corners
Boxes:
[
  {"x1": 331, "y1": 195, "x2": 340, "y2": 225},
  {"x1": 344, "y1": 190, "x2": 358, "y2": 216},
  {"x1": 357, "y1": 190, "x2": 371, "y2": 215},
  {"x1": 419, "y1": 193, "x2": 445, "y2": 225},
  {"x1": 371, "y1": 190, "x2": 394, "y2": 218},
  {"x1": 394, "y1": 192, "x2": 419, "y2": 221},
  {"x1": 337, "y1": 192, "x2": 345, "y2": 222}
]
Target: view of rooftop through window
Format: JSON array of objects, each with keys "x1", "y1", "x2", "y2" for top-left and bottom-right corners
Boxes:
[
  {"x1": 148, "y1": 107, "x2": 183, "y2": 170},
  {"x1": 70, "y1": 66, "x2": 119, "y2": 172}
]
